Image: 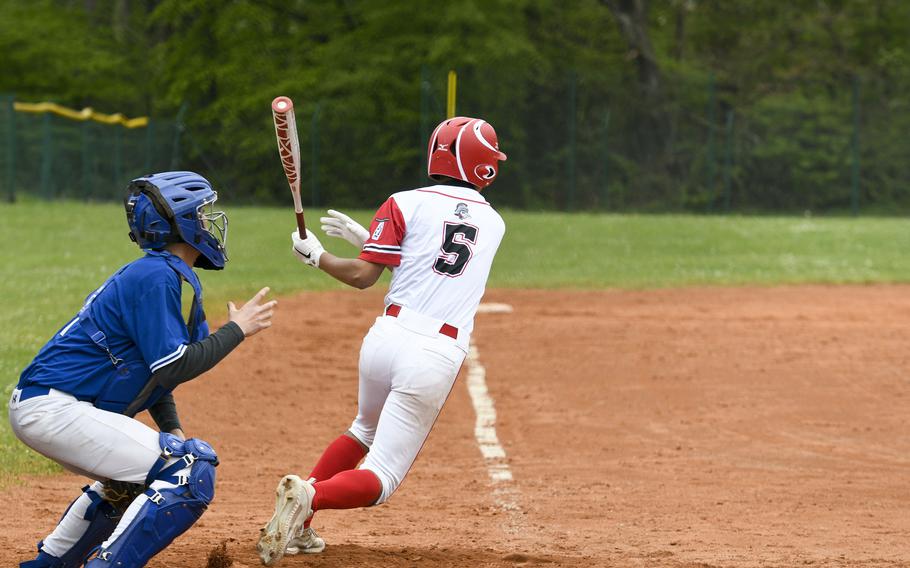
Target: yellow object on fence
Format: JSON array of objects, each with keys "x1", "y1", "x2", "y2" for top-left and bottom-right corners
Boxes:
[
  {"x1": 13, "y1": 101, "x2": 148, "y2": 128},
  {"x1": 447, "y1": 70, "x2": 457, "y2": 118}
]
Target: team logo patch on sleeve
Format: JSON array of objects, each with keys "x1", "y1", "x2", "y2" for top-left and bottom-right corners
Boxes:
[
  {"x1": 372, "y1": 219, "x2": 388, "y2": 240},
  {"x1": 454, "y1": 203, "x2": 471, "y2": 220}
]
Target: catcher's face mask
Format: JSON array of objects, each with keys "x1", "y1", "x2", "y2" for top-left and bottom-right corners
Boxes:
[{"x1": 198, "y1": 194, "x2": 229, "y2": 255}]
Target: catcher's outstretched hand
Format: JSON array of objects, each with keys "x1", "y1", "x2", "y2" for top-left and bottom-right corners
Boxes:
[
  {"x1": 320, "y1": 209, "x2": 369, "y2": 249},
  {"x1": 228, "y1": 287, "x2": 277, "y2": 337}
]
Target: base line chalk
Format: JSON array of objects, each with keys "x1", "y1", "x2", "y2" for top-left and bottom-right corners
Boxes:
[{"x1": 467, "y1": 303, "x2": 522, "y2": 526}]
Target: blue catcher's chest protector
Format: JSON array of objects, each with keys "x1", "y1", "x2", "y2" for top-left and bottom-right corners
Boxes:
[
  {"x1": 153, "y1": 251, "x2": 208, "y2": 343},
  {"x1": 18, "y1": 252, "x2": 208, "y2": 415}
]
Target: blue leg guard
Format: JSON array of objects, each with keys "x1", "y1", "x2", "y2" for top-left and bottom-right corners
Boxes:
[
  {"x1": 85, "y1": 437, "x2": 218, "y2": 567},
  {"x1": 20, "y1": 485, "x2": 119, "y2": 568},
  {"x1": 19, "y1": 550, "x2": 60, "y2": 568}
]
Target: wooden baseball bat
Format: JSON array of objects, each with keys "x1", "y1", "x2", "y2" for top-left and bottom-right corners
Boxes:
[{"x1": 271, "y1": 96, "x2": 306, "y2": 239}]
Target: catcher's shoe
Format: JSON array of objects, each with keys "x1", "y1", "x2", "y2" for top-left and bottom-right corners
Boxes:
[
  {"x1": 257, "y1": 475, "x2": 316, "y2": 566},
  {"x1": 286, "y1": 526, "x2": 326, "y2": 555}
]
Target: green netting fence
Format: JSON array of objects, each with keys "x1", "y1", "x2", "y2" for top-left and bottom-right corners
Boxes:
[
  {"x1": 235, "y1": 67, "x2": 893, "y2": 214},
  {"x1": 0, "y1": 95, "x2": 180, "y2": 202},
  {"x1": 4, "y1": 67, "x2": 910, "y2": 214}
]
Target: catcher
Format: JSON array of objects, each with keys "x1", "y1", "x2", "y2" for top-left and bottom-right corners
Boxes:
[{"x1": 10, "y1": 172, "x2": 276, "y2": 567}]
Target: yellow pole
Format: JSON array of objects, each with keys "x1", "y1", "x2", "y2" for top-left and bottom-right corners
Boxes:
[{"x1": 446, "y1": 70, "x2": 457, "y2": 118}]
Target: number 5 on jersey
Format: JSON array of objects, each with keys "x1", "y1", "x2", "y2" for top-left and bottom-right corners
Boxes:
[{"x1": 434, "y1": 222, "x2": 478, "y2": 277}]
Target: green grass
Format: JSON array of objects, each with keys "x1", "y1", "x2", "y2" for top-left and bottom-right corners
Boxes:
[{"x1": 2, "y1": 201, "x2": 910, "y2": 481}]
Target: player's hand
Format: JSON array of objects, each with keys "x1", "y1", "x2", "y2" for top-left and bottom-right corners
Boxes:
[
  {"x1": 320, "y1": 209, "x2": 369, "y2": 249},
  {"x1": 291, "y1": 229, "x2": 325, "y2": 268},
  {"x1": 228, "y1": 287, "x2": 277, "y2": 337}
]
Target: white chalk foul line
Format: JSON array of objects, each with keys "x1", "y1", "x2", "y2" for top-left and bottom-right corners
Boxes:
[
  {"x1": 475, "y1": 302, "x2": 513, "y2": 314},
  {"x1": 467, "y1": 303, "x2": 522, "y2": 523}
]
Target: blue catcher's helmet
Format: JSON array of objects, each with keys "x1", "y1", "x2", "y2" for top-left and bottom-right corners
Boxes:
[{"x1": 125, "y1": 171, "x2": 228, "y2": 270}]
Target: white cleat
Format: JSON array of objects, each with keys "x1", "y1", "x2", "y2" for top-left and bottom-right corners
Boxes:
[
  {"x1": 257, "y1": 475, "x2": 316, "y2": 566},
  {"x1": 286, "y1": 526, "x2": 326, "y2": 555}
]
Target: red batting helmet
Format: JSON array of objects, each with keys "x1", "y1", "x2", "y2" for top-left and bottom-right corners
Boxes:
[{"x1": 427, "y1": 117, "x2": 507, "y2": 189}]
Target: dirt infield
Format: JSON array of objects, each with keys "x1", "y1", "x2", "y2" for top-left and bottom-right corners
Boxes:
[{"x1": 3, "y1": 286, "x2": 910, "y2": 567}]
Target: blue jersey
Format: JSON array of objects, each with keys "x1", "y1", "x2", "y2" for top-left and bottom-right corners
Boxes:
[{"x1": 18, "y1": 251, "x2": 209, "y2": 414}]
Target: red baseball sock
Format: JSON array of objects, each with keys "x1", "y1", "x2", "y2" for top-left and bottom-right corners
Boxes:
[
  {"x1": 308, "y1": 434, "x2": 367, "y2": 481},
  {"x1": 304, "y1": 434, "x2": 368, "y2": 527},
  {"x1": 312, "y1": 469, "x2": 382, "y2": 511}
]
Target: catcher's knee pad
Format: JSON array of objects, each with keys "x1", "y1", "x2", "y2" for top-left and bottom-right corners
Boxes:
[
  {"x1": 20, "y1": 484, "x2": 120, "y2": 568},
  {"x1": 84, "y1": 437, "x2": 218, "y2": 567}
]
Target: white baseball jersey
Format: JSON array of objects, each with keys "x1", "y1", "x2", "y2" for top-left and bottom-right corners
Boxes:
[
  {"x1": 358, "y1": 184, "x2": 506, "y2": 338},
  {"x1": 346, "y1": 182, "x2": 505, "y2": 503}
]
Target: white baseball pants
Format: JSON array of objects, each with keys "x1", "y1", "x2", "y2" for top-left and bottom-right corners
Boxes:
[
  {"x1": 350, "y1": 311, "x2": 467, "y2": 504},
  {"x1": 8, "y1": 388, "x2": 185, "y2": 558},
  {"x1": 8, "y1": 388, "x2": 161, "y2": 483}
]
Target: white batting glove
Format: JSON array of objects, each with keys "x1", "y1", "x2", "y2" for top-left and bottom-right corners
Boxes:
[
  {"x1": 291, "y1": 229, "x2": 325, "y2": 268},
  {"x1": 320, "y1": 209, "x2": 369, "y2": 249}
]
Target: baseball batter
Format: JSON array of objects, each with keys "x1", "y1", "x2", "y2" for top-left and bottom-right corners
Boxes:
[
  {"x1": 257, "y1": 116, "x2": 507, "y2": 565},
  {"x1": 10, "y1": 172, "x2": 276, "y2": 568}
]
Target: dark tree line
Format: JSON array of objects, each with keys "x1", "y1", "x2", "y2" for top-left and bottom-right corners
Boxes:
[{"x1": 3, "y1": 0, "x2": 910, "y2": 212}]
